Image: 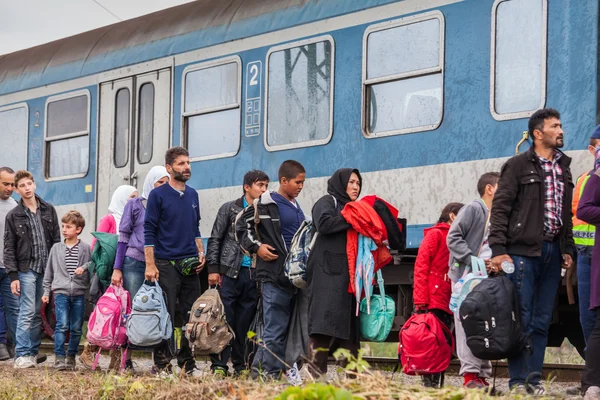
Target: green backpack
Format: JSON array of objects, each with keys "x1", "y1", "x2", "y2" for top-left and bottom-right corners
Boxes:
[
  {"x1": 359, "y1": 270, "x2": 396, "y2": 342},
  {"x1": 90, "y1": 231, "x2": 119, "y2": 287}
]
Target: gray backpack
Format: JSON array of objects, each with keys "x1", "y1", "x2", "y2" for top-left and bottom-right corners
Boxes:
[
  {"x1": 127, "y1": 281, "x2": 172, "y2": 347},
  {"x1": 185, "y1": 288, "x2": 233, "y2": 355}
]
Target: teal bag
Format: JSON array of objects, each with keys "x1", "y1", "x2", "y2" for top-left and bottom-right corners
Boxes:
[{"x1": 359, "y1": 270, "x2": 395, "y2": 342}]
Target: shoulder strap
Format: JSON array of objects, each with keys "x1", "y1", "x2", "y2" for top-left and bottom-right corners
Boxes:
[
  {"x1": 376, "y1": 270, "x2": 387, "y2": 311},
  {"x1": 476, "y1": 203, "x2": 492, "y2": 257},
  {"x1": 331, "y1": 195, "x2": 337, "y2": 208},
  {"x1": 252, "y1": 197, "x2": 262, "y2": 242}
]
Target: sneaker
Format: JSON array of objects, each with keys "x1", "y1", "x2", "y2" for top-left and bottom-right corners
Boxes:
[
  {"x1": 186, "y1": 367, "x2": 203, "y2": 378},
  {"x1": 584, "y1": 386, "x2": 600, "y2": 400},
  {"x1": 14, "y1": 356, "x2": 36, "y2": 369},
  {"x1": 151, "y1": 364, "x2": 173, "y2": 378},
  {"x1": 213, "y1": 367, "x2": 227, "y2": 379},
  {"x1": 80, "y1": 343, "x2": 97, "y2": 370},
  {"x1": 0, "y1": 343, "x2": 10, "y2": 361},
  {"x1": 35, "y1": 354, "x2": 47, "y2": 365},
  {"x1": 529, "y1": 384, "x2": 545, "y2": 396},
  {"x1": 285, "y1": 364, "x2": 303, "y2": 386},
  {"x1": 566, "y1": 386, "x2": 581, "y2": 396},
  {"x1": 464, "y1": 373, "x2": 485, "y2": 389},
  {"x1": 55, "y1": 356, "x2": 67, "y2": 371},
  {"x1": 510, "y1": 383, "x2": 530, "y2": 395},
  {"x1": 109, "y1": 349, "x2": 121, "y2": 371},
  {"x1": 66, "y1": 355, "x2": 76, "y2": 370}
]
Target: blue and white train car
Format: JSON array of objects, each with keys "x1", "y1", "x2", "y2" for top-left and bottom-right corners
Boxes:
[{"x1": 0, "y1": 0, "x2": 595, "y2": 347}]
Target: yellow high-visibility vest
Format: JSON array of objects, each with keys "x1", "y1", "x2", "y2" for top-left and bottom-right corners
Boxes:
[{"x1": 573, "y1": 172, "x2": 595, "y2": 246}]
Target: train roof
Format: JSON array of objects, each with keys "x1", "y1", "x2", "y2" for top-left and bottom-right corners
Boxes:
[{"x1": 0, "y1": 0, "x2": 342, "y2": 96}]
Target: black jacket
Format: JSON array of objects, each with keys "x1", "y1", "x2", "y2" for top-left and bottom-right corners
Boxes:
[
  {"x1": 4, "y1": 195, "x2": 61, "y2": 281},
  {"x1": 206, "y1": 197, "x2": 246, "y2": 279},
  {"x1": 235, "y1": 191, "x2": 291, "y2": 291},
  {"x1": 489, "y1": 146, "x2": 574, "y2": 258}
]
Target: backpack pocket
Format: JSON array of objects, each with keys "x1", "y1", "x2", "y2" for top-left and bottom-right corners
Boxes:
[{"x1": 127, "y1": 311, "x2": 163, "y2": 347}]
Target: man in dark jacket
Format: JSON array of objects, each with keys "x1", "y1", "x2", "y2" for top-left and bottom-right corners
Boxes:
[
  {"x1": 236, "y1": 160, "x2": 306, "y2": 380},
  {"x1": 4, "y1": 170, "x2": 60, "y2": 368},
  {"x1": 207, "y1": 170, "x2": 269, "y2": 377},
  {"x1": 490, "y1": 108, "x2": 574, "y2": 395}
]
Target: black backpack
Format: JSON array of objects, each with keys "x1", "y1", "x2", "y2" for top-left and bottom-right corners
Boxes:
[{"x1": 459, "y1": 274, "x2": 526, "y2": 360}]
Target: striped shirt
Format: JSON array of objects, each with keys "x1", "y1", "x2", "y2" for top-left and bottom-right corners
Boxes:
[
  {"x1": 65, "y1": 241, "x2": 80, "y2": 276},
  {"x1": 538, "y1": 152, "x2": 565, "y2": 237},
  {"x1": 24, "y1": 205, "x2": 48, "y2": 274}
]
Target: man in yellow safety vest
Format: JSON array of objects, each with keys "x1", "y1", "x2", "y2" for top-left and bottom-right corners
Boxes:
[{"x1": 573, "y1": 125, "x2": 600, "y2": 344}]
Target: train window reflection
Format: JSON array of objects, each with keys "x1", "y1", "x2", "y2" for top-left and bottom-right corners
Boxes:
[
  {"x1": 0, "y1": 105, "x2": 28, "y2": 172},
  {"x1": 363, "y1": 13, "x2": 444, "y2": 137},
  {"x1": 492, "y1": 0, "x2": 546, "y2": 119},
  {"x1": 45, "y1": 92, "x2": 90, "y2": 179},
  {"x1": 137, "y1": 83, "x2": 154, "y2": 164},
  {"x1": 183, "y1": 59, "x2": 241, "y2": 160},
  {"x1": 114, "y1": 88, "x2": 130, "y2": 168},
  {"x1": 265, "y1": 37, "x2": 334, "y2": 150}
]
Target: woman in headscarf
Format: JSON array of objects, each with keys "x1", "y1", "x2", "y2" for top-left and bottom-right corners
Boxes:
[
  {"x1": 91, "y1": 185, "x2": 138, "y2": 248},
  {"x1": 108, "y1": 167, "x2": 169, "y2": 371},
  {"x1": 306, "y1": 168, "x2": 362, "y2": 376}
]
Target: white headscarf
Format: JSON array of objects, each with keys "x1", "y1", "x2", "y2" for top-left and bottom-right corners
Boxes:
[
  {"x1": 108, "y1": 185, "x2": 137, "y2": 232},
  {"x1": 142, "y1": 166, "x2": 170, "y2": 199}
]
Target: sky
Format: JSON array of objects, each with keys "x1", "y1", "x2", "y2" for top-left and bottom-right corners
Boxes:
[{"x1": 0, "y1": 0, "x2": 195, "y2": 55}]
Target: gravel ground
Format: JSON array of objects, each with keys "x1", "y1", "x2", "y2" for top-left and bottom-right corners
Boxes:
[{"x1": 0, "y1": 353, "x2": 584, "y2": 399}]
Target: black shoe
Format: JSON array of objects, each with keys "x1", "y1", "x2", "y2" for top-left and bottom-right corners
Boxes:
[
  {"x1": 0, "y1": 344, "x2": 10, "y2": 361},
  {"x1": 422, "y1": 373, "x2": 442, "y2": 388},
  {"x1": 66, "y1": 355, "x2": 76, "y2": 370},
  {"x1": 7, "y1": 345, "x2": 15, "y2": 359},
  {"x1": 124, "y1": 359, "x2": 135, "y2": 372},
  {"x1": 35, "y1": 354, "x2": 47, "y2": 365}
]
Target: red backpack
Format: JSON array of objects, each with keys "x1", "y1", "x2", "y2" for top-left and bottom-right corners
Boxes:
[{"x1": 398, "y1": 313, "x2": 454, "y2": 375}]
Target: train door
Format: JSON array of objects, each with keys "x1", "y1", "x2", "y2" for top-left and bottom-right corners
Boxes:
[{"x1": 97, "y1": 68, "x2": 171, "y2": 220}]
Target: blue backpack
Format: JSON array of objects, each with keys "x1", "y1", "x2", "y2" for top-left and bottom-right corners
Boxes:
[
  {"x1": 449, "y1": 256, "x2": 488, "y2": 314},
  {"x1": 284, "y1": 196, "x2": 336, "y2": 289},
  {"x1": 127, "y1": 281, "x2": 172, "y2": 347}
]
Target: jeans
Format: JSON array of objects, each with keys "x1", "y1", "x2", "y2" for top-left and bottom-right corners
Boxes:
[
  {"x1": 210, "y1": 268, "x2": 258, "y2": 373},
  {"x1": 507, "y1": 241, "x2": 562, "y2": 387},
  {"x1": 153, "y1": 259, "x2": 201, "y2": 372},
  {"x1": 15, "y1": 270, "x2": 44, "y2": 358},
  {"x1": 122, "y1": 257, "x2": 146, "y2": 298},
  {"x1": 251, "y1": 281, "x2": 294, "y2": 378},
  {"x1": 577, "y1": 249, "x2": 597, "y2": 345},
  {"x1": 0, "y1": 268, "x2": 19, "y2": 346},
  {"x1": 53, "y1": 294, "x2": 85, "y2": 357},
  {"x1": 582, "y1": 309, "x2": 600, "y2": 393}
]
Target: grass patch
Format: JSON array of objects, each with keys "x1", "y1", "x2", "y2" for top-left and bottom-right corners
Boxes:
[{"x1": 0, "y1": 367, "x2": 521, "y2": 400}]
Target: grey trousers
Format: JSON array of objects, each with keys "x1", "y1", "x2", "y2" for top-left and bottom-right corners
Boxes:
[{"x1": 454, "y1": 310, "x2": 492, "y2": 377}]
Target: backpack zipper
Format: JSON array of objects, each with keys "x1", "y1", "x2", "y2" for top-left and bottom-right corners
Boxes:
[
  {"x1": 484, "y1": 338, "x2": 490, "y2": 348},
  {"x1": 485, "y1": 321, "x2": 489, "y2": 332},
  {"x1": 491, "y1": 317, "x2": 496, "y2": 328}
]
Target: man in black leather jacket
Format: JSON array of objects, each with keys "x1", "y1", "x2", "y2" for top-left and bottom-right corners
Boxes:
[
  {"x1": 4, "y1": 170, "x2": 60, "y2": 368},
  {"x1": 207, "y1": 170, "x2": 269, "y2": 377},
  {"x1": 489, "y1": 108, "x2": 574, "y2": 395}
]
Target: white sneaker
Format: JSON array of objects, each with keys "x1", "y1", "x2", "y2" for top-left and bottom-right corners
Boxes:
[
  {"x1": 584, "y1": 386, "x2": 600, "y2": 400},
  {"x1": 14, "y1": 356, "x2": 36, "y2": 369},
  {"x1": 285, "y1": 363, "x2": 303, "y2": 386}
]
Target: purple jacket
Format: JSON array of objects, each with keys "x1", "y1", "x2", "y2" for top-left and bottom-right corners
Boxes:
[
  {"x1": 577, "y1": 170, "x2": 600, "y2": 309},
  {"x1": 114, "y1": 197, "x2": 146, "y2": 269}
]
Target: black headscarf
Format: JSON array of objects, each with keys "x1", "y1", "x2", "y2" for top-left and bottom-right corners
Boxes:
[{"x1": 327, "y1": 168, "x2": 362, "y2": 206}]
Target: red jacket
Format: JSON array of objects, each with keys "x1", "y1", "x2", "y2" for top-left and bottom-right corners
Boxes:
[
  {"x1": 413, "y1": 223, "x2": 452, "y2": 315},
  {"x1": 341, "y1": 200, "x2": 392, "y2": 294}
]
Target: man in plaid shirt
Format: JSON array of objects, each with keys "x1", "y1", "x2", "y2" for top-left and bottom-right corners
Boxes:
[{"x1": 489, "y1": 108, "x2": 574, "y2": 395}]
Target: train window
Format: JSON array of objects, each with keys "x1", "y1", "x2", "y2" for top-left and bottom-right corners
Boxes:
[
  {"x1": 137, "y1": 83, "x2": 154, "y2": 164},
  {"x1": 0, "y1": 104, "x2": 28, "y2": 171},
  {"x1": 45, "y1": 92, "x2": 90, "y2": 179},
  {"x1": 265, "y1": 36, "x2": 334, "y2": 150},
  {"x1": 363, "y1": 13, "x2": 444, "y2": 137},
  {"x1": 491, "y1": 0, "x2": 547, "y2": 120},
  {"x1": 183, "y1": 58, "x2": 241, "y2": 160},
  {"x1": 114, "y1": 88, "x2": 130, "y2": 168}
]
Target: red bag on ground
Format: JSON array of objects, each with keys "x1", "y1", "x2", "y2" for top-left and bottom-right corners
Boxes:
[{"x1": 399, "y1": 312, "x2": 454, "y2": 375}]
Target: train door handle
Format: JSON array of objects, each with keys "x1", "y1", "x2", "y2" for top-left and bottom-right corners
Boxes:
[
  {"x1": 130, "y1": 171, "x2": 138, "y2": 187},
  {"x1": 119, "y1": 173, "x2": 130, "y2": 182}
]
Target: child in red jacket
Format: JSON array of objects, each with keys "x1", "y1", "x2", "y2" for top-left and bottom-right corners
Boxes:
[{"x1": 413, "y1": 202, "x2": 464, "y2": 388}]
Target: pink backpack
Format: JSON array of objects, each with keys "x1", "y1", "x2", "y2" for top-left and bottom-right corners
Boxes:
[{"x1": 86, "y1": 284, "x2": 131, "y2": 371}]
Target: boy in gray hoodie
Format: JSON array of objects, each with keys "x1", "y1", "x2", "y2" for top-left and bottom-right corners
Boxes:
[
  {"x1": 42, "y1": 211, "x2": 91, "y2": 370},
  {"x1": 447, "y1": 172, "x2": 499, "y2": 389}
]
